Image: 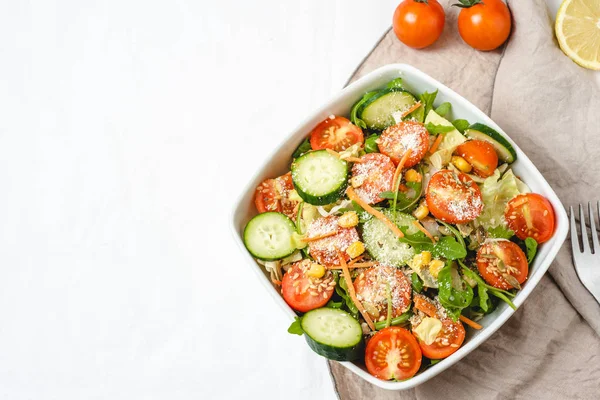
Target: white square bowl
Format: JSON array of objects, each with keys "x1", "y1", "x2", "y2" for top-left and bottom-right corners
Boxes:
[{"x1": 230, "y1": 64, "x2": 569, "y2": 391}]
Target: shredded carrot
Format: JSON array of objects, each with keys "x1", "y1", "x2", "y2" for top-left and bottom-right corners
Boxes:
[
  {"x1": 460, "y1": 315, "x2": 483, "y2": 330},
  {"x1": 412, "y1": 220, "x2": 437, "y2": 243},
  {"x1": 337, "y1": 250, "x2": 376, "y2": 331},
  {"x1": 325, "y1": 148, "x2": 339, "y2": 157},
  {"x1": 327, "y1": 261, "x2": 376, "y2": 270},
  {"x1": 347, "y1": 188, "x2": 404, "y2": 239},
  {"x1": 271, "y1": 279, "x2": 282, "y2": 286},
  {"x1": 392, "y1": 149, "x2": 413, "y2": 192},
  {"x1": 414, "y1": 294, "x2": 438, "y2": 318},
  {"x1": 344, "y1": 156, "x2": 364, "y2": 163},
  {"x1": 301, "y1": 230, "x2": 338, "y2": 242},
  {"x1": 429, "y1": 134, "x2": 444, "y2": 154},
  {"x1": 400, "y1": 101, "x2": 422, "y2": 119},
  {"x1": 348, "y1": 255, "x2": 365, "y2": 265}
]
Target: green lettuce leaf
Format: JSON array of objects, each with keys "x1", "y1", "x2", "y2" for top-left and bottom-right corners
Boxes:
[{"x1": 476, "y1": 169, "x2": 529, "y2": 229}]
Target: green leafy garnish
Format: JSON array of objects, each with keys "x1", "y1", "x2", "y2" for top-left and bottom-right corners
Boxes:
[
  {"x1": 437, "y1": 220, "x2": 466, "y2": 251},
  {"x1": 525, "y1": 237, "x2": 538, "y2": 264},
  {"x1": 364, "y1": 134, "x2": 380, "y2": 153},
  {"x1": 386, "y1": 78, "x2": 404, "y2": 90},
  {"x1": 326, "y1": 300, "x2": 343, "y2": 309},
  {"x1": 424, "y1": 123, "x2": 455, "y2": 135},
  {"x1": 287, "y1": 317, "x2": 304, "y2": 335},
  {"x1": 374, "y1": 308, "x2": 412, "y2": 330},
  {"x1": 292, "y1": 138, "x2": 311, "y2": 159},
  {"x1": 452, "y1": 119, "x2": 470, "y2": 133},
  {"x1": 378, "y1": 191, "x2": 396, "y2": 200},
  {"x1": 411, "y1": 272, "x2": 424, "y2": 293},
  {"x1": 432, "y1": 236, "x2": 467, "y2": 260},
  {"x1": 350, "y1": 91, "x2": 379, "y2": 129},
  {"x1": 434, "y1": 102, "x2": 452, "y2": 118},
  {"x1": 460, "y1": 261, "x2": 517, "y2": 310},
  {"x1": 399, "y1": 229, "x2": 434, "y2": 253},
  {"x1": 437, "y1": 262, "x2": 474, "y2": 320},
  {"x1": 487, "y1": 225, "x2": 515, "y2": 239},
  {"x1": 420, "y1": 90, "x2": 438, "y2": 117},
  {"x1": 335, "y1": 273, "x2": 359, "y2": 318}
]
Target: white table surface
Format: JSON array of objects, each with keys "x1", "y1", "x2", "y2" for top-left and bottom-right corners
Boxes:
[{"x1": 0, "y1": 0, "x2": 572, "y2": 399}]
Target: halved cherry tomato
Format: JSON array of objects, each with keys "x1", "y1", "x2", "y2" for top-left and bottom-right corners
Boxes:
[
  {"x1": 505, "y1": 193, "x2": 555, "y2": 244},
  {"x1": 477, "y1": 240, "x2": 528, "y2": 290},
  {"x1": 393, "y1": 0, "x2": 445, "y2": 49},
  {"x1": 254, "y1": 172, "x2": 299, "y2": 219},
  {"x1": 365, "y1": 326, "x2": 422, "y2": 380},
  {"x1": 455, "y1": 140, "x2": 498, "y2": 178},
  {"x1": 457, "y1": 0, "x2": 511, "y2": 51},
  {"x1": 350, "y1": 153, "x2": 395, "y2": 204},
  {"x1": 377, "y1": 121, "x2": 430, "y2": 167},
  {"x1": 281, "y1": 259, "x2": 335, "y2": 313},
  {"x1": 309, "y1": 116, "x2": 364, "y2": 152},
  {"x1": 416, "y1": 319, "x2": 465, "y2": 359},
  {"x1": 426, "y1": 170, "x2": 484, "y2": 224},
  {"x1": 306, "y1": 215, "x2": 360, "y2": 266},
  {"x1": 353, "y1": 264, "x2": 412, "y2": 322}
]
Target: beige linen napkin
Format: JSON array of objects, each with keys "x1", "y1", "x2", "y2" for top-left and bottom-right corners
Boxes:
[{"x1": 329, "y1": 0, "x2": 600, "y2": 398}]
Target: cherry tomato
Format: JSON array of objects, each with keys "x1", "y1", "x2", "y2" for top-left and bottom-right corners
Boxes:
[
  {"x1": 350, "y1": 153, "x2": 396, "y2": 204},
  {"x1": 377, "y1": 121, "x2": 430, "y2": 167},
  {"x1": 365, "y1": 326, "x2": 422, "y2": 380},
  {"x1": 416, "y1": 319, "x2": 465, "y2": 359},
  {"x1": 353, "y1": 264, "x2": 412, "y2": 322},
  {"x1": 456, "y1": 140, "x2": 498, "y2": 178},
  {"x1": 254, "y1": 172, "x2": 299, "y2": 219},
  {"x1": 309, "y1": 116, "x2": 364, "y2": 152},
  {"x1": 505, "y1": 193, "x2": 555, "y2": 243},
  {"x1": 392, "y1": 0, "x2": 445, "y2": 49},
  {"x1": 426, "y1": 170, "x2": 484, "y2": 224},
  {"x1": 281, "y1": 260, "x2": 335, "y2": 312},
  {"x1": 477, "y1": 240, "x2": 528, "y2": 290},
  {"x1": 306, "y1": 215, "x2": 360, "y2": 266},
  {"x1": 457, "y1": 0, "x2": 511, "y2": 51}
]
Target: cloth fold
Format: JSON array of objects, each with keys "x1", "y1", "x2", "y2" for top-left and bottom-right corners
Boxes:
[{"x1": 330, "y1": 0, "x2": 600, "y2": 398}]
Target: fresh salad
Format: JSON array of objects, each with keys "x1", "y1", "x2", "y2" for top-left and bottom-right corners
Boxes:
[{"x1": 242, "y1": 77, "x2": 556, "y2": 381}]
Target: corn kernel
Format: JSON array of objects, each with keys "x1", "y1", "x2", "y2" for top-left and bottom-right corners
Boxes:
[
  {"x1": 338, "y1": 211, "x2": 359, "y2": 228},
  {"x1": 429, "y1": 260, "x2": 445, "y2": 278},
  {"x1": 307, "y1": 263, "x2": 325, "y2": 278},
  {"x1": 452, "y1": 156, "x2": 473, "y2": 173},
  {"x1": 346, "y1": 241, "x2": 365, "y2": 259},
  {"x1": 404, "y1": 169, "x2": 421, "y2": 183},
  {"x1": 413, "y1": 203, "x2": 429, "y2": 220},
  {"x1": 412, "y1": 251, "x2": 432, "y2": 270}
]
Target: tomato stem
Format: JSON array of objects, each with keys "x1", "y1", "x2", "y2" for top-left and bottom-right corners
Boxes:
[{"x1": 452, "y1": 0, "x2": 484, "y2": 8}]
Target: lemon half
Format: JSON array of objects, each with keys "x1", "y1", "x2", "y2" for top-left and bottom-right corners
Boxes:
[{"x1": 555, "y1": 0, "x2": 600, "y2": 70}]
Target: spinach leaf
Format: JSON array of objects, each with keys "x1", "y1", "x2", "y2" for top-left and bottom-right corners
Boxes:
[
  {"x1": 432, "y1": 236, "x2": 467, "y2": 260},
  {"x1": 434, "y1": 102, "x2": 452, "y2": 118},
  {"x1": 386, "y1": 78, "x2": 404, "y2": 90},
  {"x1": 425, "y1": 123, "x2": 455, "y2": 135},
  {"x1": 525, "y1": 237, "x2": 538, "y2": 264},
  {"x1": 365, "y1": 134, "x2": 380, "y2": 153},
  {"x1": 487, "y1": 225, "x2": 515, "y2": 239},
  {"x1": 287, "y1": 317, "x2": 304, "y2": 335},
  {"x1": 292, "y1": 138, "x2": 311, "y2": 159},
  {"x1": 437, "y1": 262, "x2": 474, "y2": 320},
  {"x1": 350, "y1": 91, "x2": 379, "y2": 129},
  {"x1": 452, "y1": 119, "x2": 470, "y2": 133},
  {"x1": 419, "y1": 90, "x2": 438, "y2": 117},
  {"x1": 411, "y1": 272, "x2": 423, "y2": 293}
]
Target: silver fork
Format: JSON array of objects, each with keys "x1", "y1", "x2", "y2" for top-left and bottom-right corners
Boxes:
[{"x1": 570, "y1": 202, "x2": 600, "y2": 304}]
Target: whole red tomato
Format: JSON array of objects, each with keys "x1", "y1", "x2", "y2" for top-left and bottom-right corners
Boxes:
[
  {"x1": 392, "y1": 0, "x2": 445, "y2": 49},
  {"x1": 456, "y1": 0, "x2": 511, "y2": 51}
]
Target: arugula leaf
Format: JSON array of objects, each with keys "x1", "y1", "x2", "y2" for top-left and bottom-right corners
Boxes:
[
  {"x1": 350, "y1": 91, "x2": 379, "y2": 129},
  {"x1": 364, "y1": 134, "x2": 380, "y2": 153},
  {"x1": 425, "y1": 123, "x2": 455, "y2": 135},
  {"x1": 525, "y1": 237, "x2": 538, "y2": 264},
  {"x1": 292, "y1": 138, "x2": 311, "y2": 159},
  {"x1": 460, "y1": 261, "x2": 517, "y2": 310},
  {"x1": 419, "y1": 90, "x2": 438, "y2": 117},
  {"x1": 351, "y1": 201, "x2": 372, "y2": 223},
  {"x1": 452, "y1": 119, "x2": 470, "y2": 133},
  {"x1": 378, "y1": 191, "x2": 396, "y2": 200},
  {"x1": 287, "y1": 317, "x2": 304, "y2": 335},
  {"x1": 411, "y1": 272, "x2": 423, "y2": 293},
  {"x1": 386, "y1": 78, "x2": 404, "y2": 90},
  {"x1": 437, "y1": 262, "x2": 474, "y2": 320},
  {"x1": 437, "y1": 220, "x2": 466, "y2": 251},
  {"x1": 392, "y1": 166, "x2": 424, "y2": 215},
  {"x1": 434, "y1": 102, "x2": 452, "y2": 118},
  {"x1": 432, "y1": 236, "x2": 467, "y2": 260},
  {"x1": 487, "y1": 225, "x2": 515, "y2": 239},
  {"x1": 335, "y1": 273, "x2": 359, "y2": 318},
  {"x1": 374, "y1": 309, "x2": 412, "y2": 330},
  {"x1": 476, "y1": 282, "x2": 490, "y2": 312},
  {"x1": 326, "y1": 300, "x2": 343, "y2": 309},
  {"x1": 399, "y1": 229, "x2": 435, "y2": 253}
]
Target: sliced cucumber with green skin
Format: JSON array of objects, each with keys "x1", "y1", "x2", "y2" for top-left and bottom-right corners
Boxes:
[
  {"x1": 301, "y1": 308, "x2": 364, "y2": 361},
  {"x1": 291, "y1": 150, "x2": 348, "y2": 205},
  {"x1": 466, "y1": 123, "x2": 517, "y2": 163},
  {"x1": 243, "y1": 212, "x2": 296, "y2": 261},
  {"x1": 362, "y1": 210, "x2": 418, "y2": 266},
  {"x1": 358, "y1": 89, "x2": 418, "y2": 130}
]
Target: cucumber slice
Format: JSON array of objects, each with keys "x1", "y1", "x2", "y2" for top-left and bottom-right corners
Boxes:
[
  {"x1": 466, "y1": 123, "x2": 517, "y2": 163},
  {"x1": 243, "y1": 212, "x2": 296, "y2": 261},
  {"x1": 301, "y1": 308, "x2": 364, "y2": 361},
  {"x1": 291, "y1": 150, "x2": 348, "y2": 205},
  {"x1": 362, "y1": 210, "x2": 418, "y2": 266},
  {"x1": 358, "y1": 89, "x2": 418, "y2": 130}
]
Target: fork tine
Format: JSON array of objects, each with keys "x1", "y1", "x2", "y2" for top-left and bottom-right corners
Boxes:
[
  {"x1": 580, "y1": 203, "x2": 591, "y2": 253},
  {"x1": 588, "y1": 202, "x2": 600, "y2": 254},
  {"x1": 570, "y1": 206, "x2": 581, "y2": 254}
]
